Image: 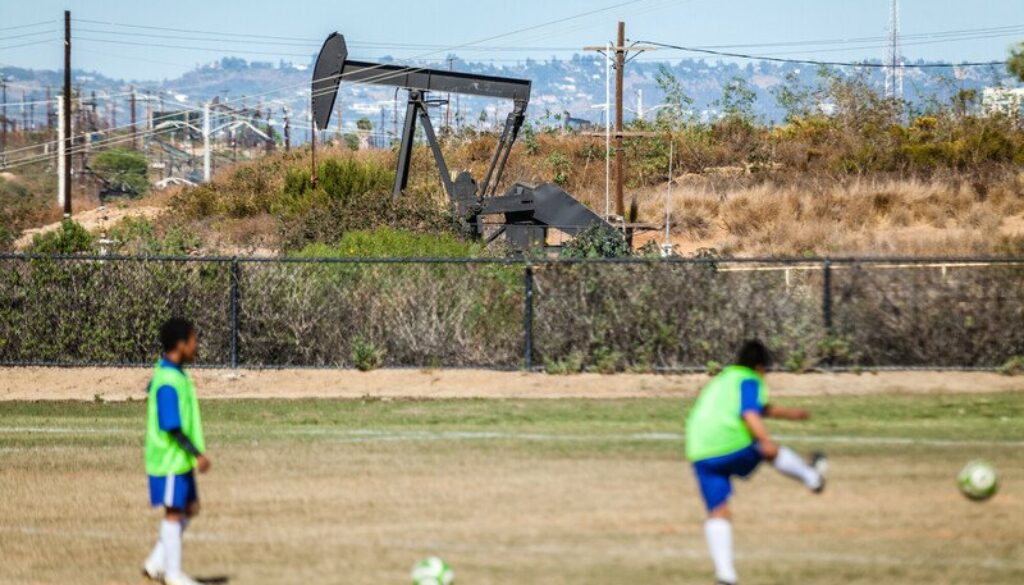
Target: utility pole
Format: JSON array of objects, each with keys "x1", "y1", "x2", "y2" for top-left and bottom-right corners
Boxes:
[
  {"x1": 885, "y1": 0, "x2": 903, "y2": 100},
  {"x1": 202, "y1": 101, "x2": 211, "y2": 182},
  {"x1": 57, "y1": 95, "x2": 65, "y2": 207},
  {"x1": 311, "y1": 117, "x2": 318, "y2": 186},
  {"x1": 1, "y1": 76, "x2": 7, "y2": 156},
  {"x1": 62, "y1": 10, "x2": 72, "y2": 217},
  {"x1": 584, "y1": 23, "x2": 654, "y2": 218},
  {"x1": 336, "y1": 102, "x2": 342, "y2": 145},
  {"x1": 445, "y1": 57, "x2": 454, "y2": 131},
  {"x1": 130, "y1": 86, "x2": 137, "y2": 149},
  {"x1": 283, "y1": 107, "x2": 291, "y2": 152},
  {"x1": 22, "y1": 91, "x2": 29, "y2": 132},
  {"x1": 613, "y1": 21, "x2": 625, "y2": 218},
  {"x1": 46, "y1": 86, "x2": 53, "y2": 131}
]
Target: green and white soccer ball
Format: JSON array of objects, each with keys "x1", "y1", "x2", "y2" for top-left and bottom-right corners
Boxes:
[
  {"x1": 958, "y1": 460, "x2": 999, "y2": 501},
  {"x1": 411, "y1": 556, "x2": 454, "y2": 585}
]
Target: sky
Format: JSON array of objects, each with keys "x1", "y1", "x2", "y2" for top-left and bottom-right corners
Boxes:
[{"x1": 1, "y1": 0, "x2": 1022, "y2": 81}]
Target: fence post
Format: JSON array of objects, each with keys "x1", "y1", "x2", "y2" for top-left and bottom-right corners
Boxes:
[
  {"x1": 822, "y1": 258, "x2": 833, "y2": 334},
  {"x1": 523, "y1": 263, "x2": 534, "y2": 370},
  {"x1": 229, "y1": 258, "x2": 240, "y2": 368}
]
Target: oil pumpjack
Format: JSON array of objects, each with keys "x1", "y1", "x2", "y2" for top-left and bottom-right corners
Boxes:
[{"x1": 311, "y1": 32, "x2": 612, "y2": 252}]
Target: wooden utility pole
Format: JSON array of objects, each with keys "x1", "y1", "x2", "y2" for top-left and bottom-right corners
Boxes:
[
  {"x1": 62, "y1": 10, "x2": 72, "y2": 217},
  {"x1": 614, "y1": 21, "x2": 626, "y2": 217},
  {"x1": 585, "y1": 23, "x2": 655, "y2": 219}
]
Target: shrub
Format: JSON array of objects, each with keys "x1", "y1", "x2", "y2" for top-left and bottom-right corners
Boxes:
[
  {"x1": 561, "y1": 223, "x2": 631, "y2": 259},
  {"x1": 28, "y1": 219, "x2": 95, "y2": 254},
  {"x1": 351, "y1": 337, "x2": 386, "y2": 371},
  {"x1": 91, "y1": 148, "x2": 150, "y2": 197},
  {"x1": 998, "y1": 356, "x2": 1024, "y2": 376}
]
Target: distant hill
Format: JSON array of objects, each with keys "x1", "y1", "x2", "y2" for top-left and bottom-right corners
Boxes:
[{"x1": 2, "y1": 53, "x2": 1018, "y2": 138}]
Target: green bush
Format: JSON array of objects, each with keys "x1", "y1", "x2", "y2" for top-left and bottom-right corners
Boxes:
[
  {"x1": 560, "y1": 223, "x2": 632, "y2": 259},
  {"x1": 998, "y1": 356, "x2": 1024, "y2": 376},
  {"x1": 28, "y1": 220, "x2": 95, "y2": 254},
  {"x1": 351, "y1": 337, "x2": 386, "y2": 371},
  {"x1": 108, "y1": 217, "x2": 202, "y2": 256},
  {"x1": 91, "y1": 148, "x2": 150, "y2": 197}
]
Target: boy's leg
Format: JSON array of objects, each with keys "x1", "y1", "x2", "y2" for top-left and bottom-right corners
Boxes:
[
  {"x1": 705, "y1": 504, "x2": 737, "y2": 585},
  {"x1": 767, "y1": 446, "x2": 825, "y2": 492},
  {"x1": 162, "y1": 508, "x2": 186, "y2": 579},
  {"x1": 694, "y1": 461, "x2": 740, "y2": 584}
]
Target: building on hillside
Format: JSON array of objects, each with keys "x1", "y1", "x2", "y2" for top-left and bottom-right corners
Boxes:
[{"x1": 981, "y1": 87, "x2": 1024, "y2": 119}]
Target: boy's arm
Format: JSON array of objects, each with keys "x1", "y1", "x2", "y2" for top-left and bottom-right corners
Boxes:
[
  {"x1": 763, "y1": 404, "x2": 810, "y2": 421},
  {"x1": 741, "y1": 411, "x2": 778, "y2": 459},
  {"x1": 740, "y1": 379, "x2": 778, "y2": 459},
  {"x1": 156, "y1": 385, "x2": 210, "y2": 472}
]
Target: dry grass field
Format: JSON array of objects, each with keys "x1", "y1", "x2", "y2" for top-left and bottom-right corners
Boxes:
[{"x1": 1, "y1": 380, "x2": 1022, "y2": 585}]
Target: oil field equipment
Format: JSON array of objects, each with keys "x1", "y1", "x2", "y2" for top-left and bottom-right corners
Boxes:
[{"x1": 311, "y1": 32, "x2": 612, "y2": 251}]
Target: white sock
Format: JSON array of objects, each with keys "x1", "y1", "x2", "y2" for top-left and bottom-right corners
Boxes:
[
  {"x1": 146, "y1": 517, "x2": 186, "y2": 571},
  {"x1": 160, "y1": 519, "x2": 184, "y2": 578},
  {"x1": 772, "y1": 446, "x2": 822, "y2": 490},
  {"x1": 145, "y1": 538, "x2": 164, "y2": 571},
  {"x1": 704, "y1": 518, "x2": 737, "y2": 584}
]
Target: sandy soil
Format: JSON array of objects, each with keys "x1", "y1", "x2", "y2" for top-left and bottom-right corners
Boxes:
[
  {"x1": 14, "y1": 204, "x2": 163, "y2": 249},
  {"x1": 1, "y1": 367, "x2": 1021, "y2": 401}
]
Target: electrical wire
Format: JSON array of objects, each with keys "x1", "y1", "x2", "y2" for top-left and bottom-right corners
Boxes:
[
  {"x1": 0, "y1": 20, "x2": 56, "y2": 33},
  {"x1": 635, "y1": 40, "x2": 1010, "y2": 68}
]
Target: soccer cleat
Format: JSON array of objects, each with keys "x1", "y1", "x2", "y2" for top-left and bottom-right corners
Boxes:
[
  {"x1": 810, "y1": 451, "x2": 828, "y2": 494},
  {"x1": 165, "y1": 573, "x2": 204, "y2": 585},
  {"x1": 716, "y1": 581, "x2": 737, "y2": 585},
  {"x1": 141, "y1": 558, "x2": 164, "y2": 581}
]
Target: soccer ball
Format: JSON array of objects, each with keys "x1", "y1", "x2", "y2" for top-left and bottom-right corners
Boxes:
[
  {"x1": 411, "y1": 556, "x2": 454, "y2": 585},
  {"x1": 957, "y1": 460, "x2": 999, "y2": 501}
]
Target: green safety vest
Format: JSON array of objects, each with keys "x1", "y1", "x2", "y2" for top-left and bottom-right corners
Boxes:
[
  {"x1": 685, "y1": 365, "x2": 768, "y2": 462},
  {"x1": 145, "y1": 360, "x2": 205, "y2": 476}
]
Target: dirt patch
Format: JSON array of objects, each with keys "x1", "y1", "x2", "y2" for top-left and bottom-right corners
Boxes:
[
  {"x1": 14, "y1": 205, "x2": 163, "y2": 249},
  {"x1": 1, "y1": 367, "x2": 1021, "y2": 401}
]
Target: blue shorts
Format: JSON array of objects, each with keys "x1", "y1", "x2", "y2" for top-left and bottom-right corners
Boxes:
[
  {"x1": 692, "y1": 444, "x2": 763, "y2": 511},
  {"x1": 148, "y1": 471, "x2": 198, "y2": 509}
]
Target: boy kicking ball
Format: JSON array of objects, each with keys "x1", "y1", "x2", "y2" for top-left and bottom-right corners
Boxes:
[
  {"x1": 686, "y1": 340, "x2": 828, "y2": 585},
  {"x1": 142, "y1": 318, "x2": 212, "y2": 585}
]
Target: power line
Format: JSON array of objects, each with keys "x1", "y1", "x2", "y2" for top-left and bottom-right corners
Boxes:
[
  {"x1": 636, "y1": 40, "x2": 1009, "y2": 68},
  {"x1": 71, "y1": 18, "x2": 322, "y2": 43},
  {"x1": 0, "y1": 38, "x2": 61, "y2": 51},
  {"x1": 73, "y1": 37, "x2": 315, "y2": 58},
  {"x1": 0, "y1": 28, "x2": 59, "y2": 42},
  {"x1": 0, "y1": 20, "x2": 56, "y2": 33}
]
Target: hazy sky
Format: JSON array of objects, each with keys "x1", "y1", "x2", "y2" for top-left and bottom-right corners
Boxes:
[{"x1": 2, "y1": 0, "x2": 1022, "y2": 80}]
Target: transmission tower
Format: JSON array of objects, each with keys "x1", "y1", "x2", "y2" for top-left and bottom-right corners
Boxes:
[{"x1": 884, "y1": 0, "x2": 904, "y2": 99}]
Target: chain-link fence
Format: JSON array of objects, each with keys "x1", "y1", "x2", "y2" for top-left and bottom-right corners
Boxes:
[{"x1": 1, "y1": 254, "x2": 1022, "y2": 370}]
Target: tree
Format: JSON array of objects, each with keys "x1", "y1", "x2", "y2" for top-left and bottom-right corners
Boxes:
[
  {"x1": 1010, "y1": 42, "x2": 1024, "y2": 82},
  {"x1": 91, "y1": 148, "x2": 150, "y2": 197},
  {"x1": 356, "y1": 117, "x2": 372, "y2": 131}
]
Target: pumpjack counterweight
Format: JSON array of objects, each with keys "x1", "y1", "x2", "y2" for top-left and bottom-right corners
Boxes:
[{"x1": 311, "y1": 32, "x2": 612, "y2": 251}]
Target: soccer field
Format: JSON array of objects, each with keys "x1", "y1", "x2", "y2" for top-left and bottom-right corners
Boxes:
[{"x1": 1, "y1": 393, "x2": 1022, "y2": 585}]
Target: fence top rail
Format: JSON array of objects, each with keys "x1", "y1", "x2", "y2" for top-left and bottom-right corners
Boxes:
[{"x1": 3, "y1": 252, "x2": 1024, "y2": 266}]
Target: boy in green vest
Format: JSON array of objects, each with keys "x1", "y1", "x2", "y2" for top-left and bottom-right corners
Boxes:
[
  {"x1": 142, "y1": 318, "x2": 211, "y2": 585},
  {"x1": 686, "y1": 340, "x2": 828, "y2": 585}
]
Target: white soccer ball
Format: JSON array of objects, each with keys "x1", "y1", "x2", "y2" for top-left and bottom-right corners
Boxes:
[
  {"x1": 411, "y1": 556, "x2": 454, "y2": 585},
  {"x1": 957, "y1": 460, "x2": 999, "y2": 501}
]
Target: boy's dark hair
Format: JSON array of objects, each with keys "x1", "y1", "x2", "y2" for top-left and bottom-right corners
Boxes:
[
  {"x1": 736, "y1": 339, "x2": 772, "y2": 370},
  {"x1": 159, "y1": 317, "x2": 196, "y2": 352}
]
